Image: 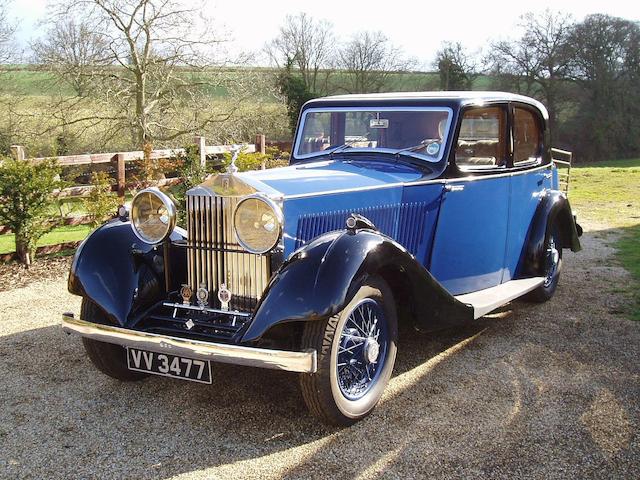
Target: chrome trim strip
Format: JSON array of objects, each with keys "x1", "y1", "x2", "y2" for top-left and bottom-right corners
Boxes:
[
  {"x1": 283, "y1": 164, "x2": 551, "y2": 199},
  {"x1": 161, "y1": 302, "x2": 251, "y2": 317},
  {"x1": 62, "y1": 314, "x2": 317, "y2": 373}
]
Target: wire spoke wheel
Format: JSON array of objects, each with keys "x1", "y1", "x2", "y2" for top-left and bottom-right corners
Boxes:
[
  {"x1": 336, "y1": 298, "x2": 389, "y2": 400},
  {"x1": 300, "y1": 276, "x2": 398, "y2": 425},
  {"x1": 544, "y1": 235, "x2": 560, "y2": 287}
]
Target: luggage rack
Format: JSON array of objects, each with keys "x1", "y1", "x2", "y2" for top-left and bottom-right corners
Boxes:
[{"x1": 551, "y1": 148, "x2": 572, "y2": 195}]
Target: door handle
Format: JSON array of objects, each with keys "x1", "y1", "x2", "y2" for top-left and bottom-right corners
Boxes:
[
  {"x1": 543, "y1": 172, "x2": 553, "y2": 179},
  {"x1": 444, "y1": 184, "x2": 465, "y2": 192}
]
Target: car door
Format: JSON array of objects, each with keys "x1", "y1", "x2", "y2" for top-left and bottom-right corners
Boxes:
[
  {"x1": 429, "y1": 105, "x2": 510, "y2": 295},
  {"x1": 503, "y1": 104, "x2": 551, "y2": 281}
]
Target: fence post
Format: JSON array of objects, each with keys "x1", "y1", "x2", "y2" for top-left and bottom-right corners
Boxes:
[
  {"x1": 194, "y1": 135, "x2": 206, "y2": 167},
  {"x1": 115, "y1": 153, "x2": 126, "y2": 198},
  {"x1": 255, "y1": 134, "x2": 266, "y2": 155},
  {"x1": 10, "y1": 145, "x2": 25, "y2": 161}
]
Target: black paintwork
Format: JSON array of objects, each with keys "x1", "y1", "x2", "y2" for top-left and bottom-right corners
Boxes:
[
  {"x1": 68, "y1": 219, "x2": 186, "y2": 327},
  {"x1": 241, "y1": 228, "x2": 474, "y2": 343},
  {"x1": 519, "y1": 190, "x2": 582, "y2": 278}
]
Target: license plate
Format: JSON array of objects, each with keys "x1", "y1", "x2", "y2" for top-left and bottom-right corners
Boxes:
[{"x1": 127, "y1": 348, "x2": 212, "y2": 384}]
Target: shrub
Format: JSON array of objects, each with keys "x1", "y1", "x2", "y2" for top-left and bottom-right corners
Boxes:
[
  {"x1": 0, "y1": 157, "x2": 63, "y2": 265},
  {"x1": 83, "y1": 171, "x2": 119, "y2": 227},
  {"x1": 172, "y1": 144, "x2": 209, "y2": 228},
  {"x1": 221, "y1": 146, "x2": 290, "y2": 172}
]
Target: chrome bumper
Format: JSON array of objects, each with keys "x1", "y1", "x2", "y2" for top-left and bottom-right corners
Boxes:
[{"x1": 61, "y1": 314, "x2": 317, "y2": 373}]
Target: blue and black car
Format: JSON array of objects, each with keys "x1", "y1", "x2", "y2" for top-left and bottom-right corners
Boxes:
[{"x1": 63, "y1": 92, "x2": 582, "y2": 425}]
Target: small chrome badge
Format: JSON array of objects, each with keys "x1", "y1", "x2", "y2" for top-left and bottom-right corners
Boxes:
[
  {"x1": 180, "y1": 284, "x2": 192, "y2": 305},
  {"x1": 218, "y1": 283, "x2": 232, "y2": 311},
  {"x1": 185, "y1": 319, "x2": 195, "y2": 330},
  {"x1": 196, "y1": 283, "x2": 209, "y2": 308}
]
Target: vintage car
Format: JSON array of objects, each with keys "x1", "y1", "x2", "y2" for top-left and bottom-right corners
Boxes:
[{"x1": 62, "y1": 92, "x2": 582, "y2": 425}]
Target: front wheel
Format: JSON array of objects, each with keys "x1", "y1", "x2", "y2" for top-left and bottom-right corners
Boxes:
[
  {"x1": 80, "y1": 298, "x2": 145, "y2": 381},
  {"x1": 300, "y1": 276, "x2": 398, "y2": 426}
]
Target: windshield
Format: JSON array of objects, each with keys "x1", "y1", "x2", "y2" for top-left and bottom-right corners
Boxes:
[{"x1": 294, "y1": 107, "x2": 452, "y2": 162}]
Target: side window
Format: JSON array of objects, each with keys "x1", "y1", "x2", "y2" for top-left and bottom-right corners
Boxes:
[
  {"x1": 513, "y1": 108, "x2": 542, "y2": 165},
  {"x1": 455, "y1": 107, "x2": 507, "y2": 170}
]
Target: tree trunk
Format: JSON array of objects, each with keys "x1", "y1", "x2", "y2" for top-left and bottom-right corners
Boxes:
[
  {"x1": 135, "y1": 72, "x2": 147, "y2": 148},
  {"x1": 15, "y1": 232, "x2": 32, "y2": 267}
]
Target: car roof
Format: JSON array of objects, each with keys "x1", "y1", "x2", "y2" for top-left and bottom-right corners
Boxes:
[{"x1": 305, "y1": 91, "x2": 549, "y2": 119}]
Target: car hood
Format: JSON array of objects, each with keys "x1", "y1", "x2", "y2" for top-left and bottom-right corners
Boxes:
[{"x1": 211, "y1": 159, "x2": 428, "y2": 198}]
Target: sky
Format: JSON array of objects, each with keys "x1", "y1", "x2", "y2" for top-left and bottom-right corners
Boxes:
[{"x1": 10, "y1": 0, "x2": 640, "y2": 68}]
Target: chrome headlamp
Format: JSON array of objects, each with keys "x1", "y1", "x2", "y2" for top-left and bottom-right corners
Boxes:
[
  {"x1": 233, "y1": 195, "x2": 283, "y2": 254},
  {"x1": 130, "y1": 188, "x2": 176, "y2": 244}
]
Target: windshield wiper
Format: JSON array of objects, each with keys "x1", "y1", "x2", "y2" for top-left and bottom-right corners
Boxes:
[
  {"x1": 394, "y1": 139, "x2": 441, "y2": 161},
  {"x1": 324, "y1": 141, "x2": 357, "y2": 159}
]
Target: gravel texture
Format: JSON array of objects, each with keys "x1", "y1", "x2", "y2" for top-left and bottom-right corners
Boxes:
[{"x1": 0, "y1": 227, "x2": 638, "y2": 479}]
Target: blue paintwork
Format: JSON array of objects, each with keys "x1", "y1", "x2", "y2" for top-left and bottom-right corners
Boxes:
[
  {"x1": 281, "y1": 183, "x2": 443, "y2": 260},
  {"x1": 429, "y1": 177, "x2": 510, "y2": 295},
  {"x1": 504, "y1": 167, "x2": 552, "y2": 282},
  {"x1": 239, "y1": 159, "x2": 422, "y2": 198}
]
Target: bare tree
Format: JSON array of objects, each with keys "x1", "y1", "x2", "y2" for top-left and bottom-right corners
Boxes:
[
  {"x1": 434, "y1": 41, "x2": 480, "y2": 90},
  {"x1": 486, "y1": 10, "x2": 574, "y2": 131},
  {"x1": 336, "y1": 31, "x2": 413, "y2": 94},
  {"x1": 32, "y1": 18, "x2": 110, "y2": 96},
  {"x1": 46, "y1": 0, "x2": 242, "y2": 148},
  {"x1": 265, "y1": 12, "x2": 334, "y2": 93},
  {"x1": 0, "y1": 0, "x2": 16, "y2": 65}
]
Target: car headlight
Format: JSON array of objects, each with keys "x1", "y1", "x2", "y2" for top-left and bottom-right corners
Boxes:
[
  {"x1": 233, "y1": 195, "x2": 282, "y2": 254},
  {"x1": 130, "y1": 188, "x2": 176, "y2": 244}
]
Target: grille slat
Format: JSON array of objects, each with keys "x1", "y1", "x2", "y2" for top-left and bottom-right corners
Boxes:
[{"x1": 187, "y1": 193, "x2": 271, "y2": 311}]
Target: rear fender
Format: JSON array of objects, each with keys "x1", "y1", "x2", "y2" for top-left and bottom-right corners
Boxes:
[
  {"x1": 241, "y1": 228, "x2": 473, "y2": 343},
  {"x1": 520, "y1": 190, "x2": 581, "y2": 277}
]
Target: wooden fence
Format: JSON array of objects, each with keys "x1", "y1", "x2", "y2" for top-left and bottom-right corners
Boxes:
[
  {"x1": 11, "y1": 134, "x2": 266, "y2": 198},
  {"x1": 0, "y1": 134, "x2": 267, "y2": 237}
]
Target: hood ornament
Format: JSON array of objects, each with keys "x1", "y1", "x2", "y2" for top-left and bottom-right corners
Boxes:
[{"x1": 227, "y1": 144, "x2": 241, "y2": 174}]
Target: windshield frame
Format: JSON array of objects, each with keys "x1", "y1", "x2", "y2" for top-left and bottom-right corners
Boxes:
[{"x1": 293, "y1": 106, "x2": 454, "y2": 163}]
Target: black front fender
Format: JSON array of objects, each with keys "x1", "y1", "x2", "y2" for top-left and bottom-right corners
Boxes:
[
  {"x1": 241, "y1": 229, "x2": 473, "y2": 343},
  {"x1": 68, "y1": 219, "x2": 186, "y2": 327}
]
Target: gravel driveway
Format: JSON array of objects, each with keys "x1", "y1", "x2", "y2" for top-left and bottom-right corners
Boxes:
[{"x1": 0, "y1": 227, "x2": 638, "y2": 479}]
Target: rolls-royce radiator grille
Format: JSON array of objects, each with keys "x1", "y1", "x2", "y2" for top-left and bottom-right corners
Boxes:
[{"x1": 186, "y1": 195, "x2": 270, "y2": 311}]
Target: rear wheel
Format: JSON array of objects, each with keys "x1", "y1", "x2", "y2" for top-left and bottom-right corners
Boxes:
[
  {"x1": 300, "y1": 276, "x2": 398, "y2": 426},
  {"x1": 527, "y1": 225, "x2": 563, "y2": 303},
  {"x1": 80, "y1": 298, "x2": 145, "y2": 381}
]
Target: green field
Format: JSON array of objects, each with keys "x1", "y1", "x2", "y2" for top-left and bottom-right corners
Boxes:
[{"x1": 570, "y1": 158, "x2": 640, "y2": 320}]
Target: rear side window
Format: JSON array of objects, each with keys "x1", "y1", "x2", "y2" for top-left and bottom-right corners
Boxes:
[
  {"x1": 513, "y1": 108, "x2": 542, "y2": 165},
  {"x1": 455, "y1": 107, "x2": 507, "y2": 170}
]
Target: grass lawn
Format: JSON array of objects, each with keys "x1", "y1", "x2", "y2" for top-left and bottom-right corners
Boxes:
[
  {"x1": 570, "y1": 158, "x2": 640, "y2": 320},
  {"x1": 0, "y1": 224, "x2": 93, "y2": 254}
]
